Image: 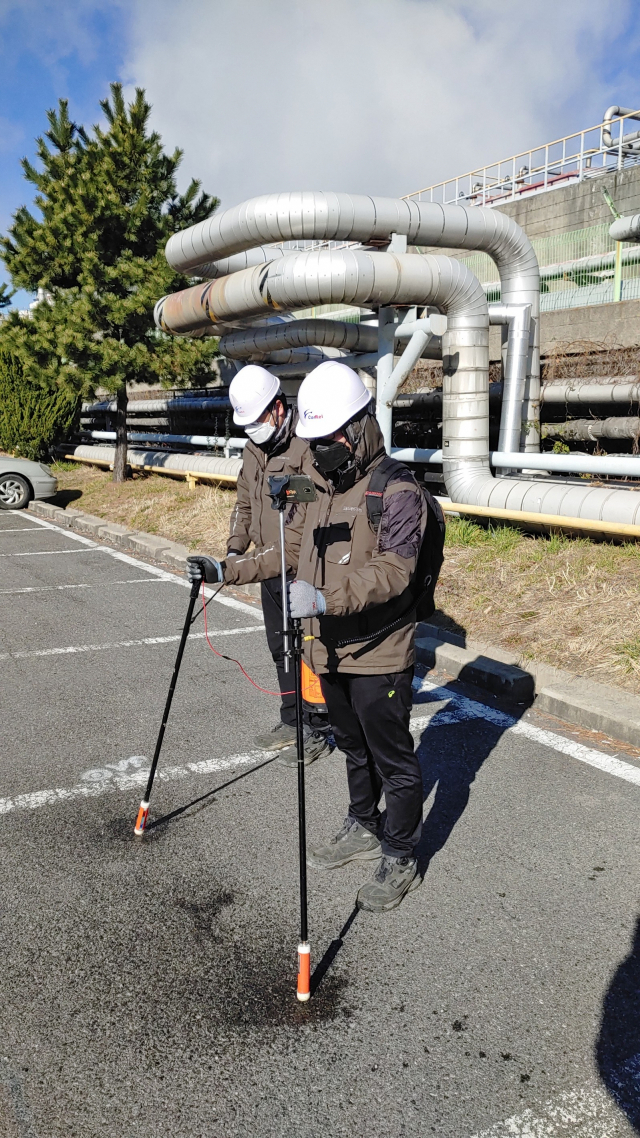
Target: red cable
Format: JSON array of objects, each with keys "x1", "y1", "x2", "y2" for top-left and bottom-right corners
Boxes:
[{"x1": 201, "y1": 580, "x2": 295, "y2": 697}]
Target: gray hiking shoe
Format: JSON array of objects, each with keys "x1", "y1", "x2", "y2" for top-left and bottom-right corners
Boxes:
[
  {"x1": 254, "y1": 722, "x2": 296, "y2": 751},
  {"x1": 356, "y1": 855, "x2": 421, "y2": 913},
  {"x1": 277, "y1": 730, "x2": 332, "y2": 767},
  {"x1": 307, "y1": 817, "x2": 381, "y2": 870}
]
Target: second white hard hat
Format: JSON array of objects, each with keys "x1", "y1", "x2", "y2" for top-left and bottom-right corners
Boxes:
[
  {"x1": 296, "y1": 361, "x2": 372, "y2": 439},
  {"x1": 230, "y1": 365, "x2": 281, "y2": 425}
]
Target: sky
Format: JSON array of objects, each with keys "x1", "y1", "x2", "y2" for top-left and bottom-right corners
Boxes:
[{"x1": 2, "y1": 0, "x2": 640, "y2": 310}]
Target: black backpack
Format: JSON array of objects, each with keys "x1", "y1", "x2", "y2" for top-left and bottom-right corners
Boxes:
[{"x1": 365, "y1": 455, "x2": 445, "y2": 621}]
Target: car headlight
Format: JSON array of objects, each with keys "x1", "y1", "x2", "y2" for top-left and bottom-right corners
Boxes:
[{"x1": 39, "y1": 463, "x2": 52, "y2": 475}]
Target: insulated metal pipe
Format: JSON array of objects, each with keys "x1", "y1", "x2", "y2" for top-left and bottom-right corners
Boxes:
[
  {"x1": 88, "y1": 430, "x2": 247, "y2": 452},
  {"x1": 156, "y1": 249, "x2": 489, "y2": 390},
  {"x1": 541, "y1": 381, "x2": 640, "y2": 404},
  {"x1": 375, "y1": 307, "x2": 400, "y2": 441},
  {"x1": 162, "y1": 190, "x2": 540, "y2": 450},
  {"x1": 376, "y1": 312, "x2": 447, "y2": 449},
  {"x1": 159, "y1": 198, "x2": 640, "y2": 525},
  {"x1": 393, "y1": 447, "x2": 640, "y2": 478},
  {"x1": 488, "y1": 302, "x2": 532, "y2": 465},
  {"x1": 65, "y1": 444, "x2": 242, "y2": 481},
  {"x1": 602, "y1": 106, "x2": 640, "y2": 150},
  {"x1": 610, "y1": 214, "x2": 640, "y2": 242},
  {"x1": 542, "y1": 417, "x2": 640, "y2": 442},
  {"x1": 490, "y1": 451, "x2": 640, "y2": 477},
  {"x1": 219, "y1": 317, "x2": 379, "y2": 359},
  {"x1": 83, "y1": 397, "x2": 232, "y2": 414}
]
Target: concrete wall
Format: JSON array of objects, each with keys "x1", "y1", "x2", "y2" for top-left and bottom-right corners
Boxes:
[
  {"x1": 495, "y1": 165, "x2": 640, "y2": 238},
  {"x1": 539, "y1": 296, "x2": 640, "y2": 355}
]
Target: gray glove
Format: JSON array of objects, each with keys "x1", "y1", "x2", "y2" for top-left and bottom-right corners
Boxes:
[
  {"x1": 187, "y1": 555, "x2": 224, "y2": 585},
  {"x1": 288, "y1": 579, "x2": 326, "y2": 619}
]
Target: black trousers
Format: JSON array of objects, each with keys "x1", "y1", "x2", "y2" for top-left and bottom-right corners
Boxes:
[
  {"x1": 319, "y1": 668, "x2": 422, "y2": 859},
  {"x1": 260, "y1": 577, "x2": 328, "y2": 732}
]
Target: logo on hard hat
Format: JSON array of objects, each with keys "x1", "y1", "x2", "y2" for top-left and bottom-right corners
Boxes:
[{"x1": 304, "y1": 410, "x2": 323, "y2": 419}]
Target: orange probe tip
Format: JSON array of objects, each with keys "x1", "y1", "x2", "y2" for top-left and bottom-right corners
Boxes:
[
  {"x1": 296, "y1": 942, "x2": 311, "y2": 1002},
  {"x1": 134, "y1": 801, "x2": 149, "y2": 836}
]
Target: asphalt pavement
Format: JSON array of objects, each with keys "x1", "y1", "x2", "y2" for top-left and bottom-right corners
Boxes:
[{"x1": 0, "y1": 508, "x2": 639, "y2": 1137}]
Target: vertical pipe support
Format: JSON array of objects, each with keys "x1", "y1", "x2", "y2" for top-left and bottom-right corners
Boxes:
[
  {"x1": 613, "y1": 240, "x2": 623, "y2": 302},
  {"x1": 489, "y1": 302, "x2": 532, "y2": 473},
  {"x1": 375, "y1": 307, "x2": 397, "y2": 446}
]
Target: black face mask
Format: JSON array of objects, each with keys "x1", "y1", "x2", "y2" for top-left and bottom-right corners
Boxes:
[{"x1": 311, "y1": 439, "x2": 352, "y2": 474}]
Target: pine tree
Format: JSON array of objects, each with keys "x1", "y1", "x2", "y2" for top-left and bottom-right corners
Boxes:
[
  {"x1": 0, "y1": 85, "x2": 219, "y2": 480},
  {"x1": 0, "y1": 283, "x2": 14, "y2": 310}
]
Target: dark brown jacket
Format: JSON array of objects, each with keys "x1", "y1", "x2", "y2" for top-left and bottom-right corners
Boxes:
[
  {"x1": 295, "y1": 417, "x2": 427, "y2": 675},
  {"x1": 224, "y1": 409, "x2": 311, "y2": 582},
  {"x1": 226, "y1": 415, "x2": 427, "y2": 676}
]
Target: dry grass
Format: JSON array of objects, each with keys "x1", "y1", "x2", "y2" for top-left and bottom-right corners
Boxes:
[
  {"x1": 542, "y1": 340, "x2": 640, "y2": 380},
  {"x1": 439, "y1": 517, "x2": 640, "y2": 693},
  {"x1": 52, "y1": 461, "x2": 640, "y2": 692},
  {"x1": 52, "y1": 462, "x2": 235, "y2": 555}
]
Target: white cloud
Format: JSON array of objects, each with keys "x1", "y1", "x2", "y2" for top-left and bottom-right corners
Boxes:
[{"x1": 123, "y1": 0, "x2": 638, "y2": 209}]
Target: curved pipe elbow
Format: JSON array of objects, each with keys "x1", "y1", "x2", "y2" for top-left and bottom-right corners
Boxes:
[
  {"x1": 156, "y1": 249, "x2": 489, "y2": 338},
  {"x1": 164, "y1": 191, "x2": 539, "y2": 304},
  {"x1": 602, "y1": 105, "x2": 640, "y2": 148}
]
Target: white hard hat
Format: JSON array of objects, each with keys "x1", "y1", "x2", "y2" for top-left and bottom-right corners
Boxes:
[
  {"x1": 296, "y1": 361, "x2": 372, "y2": 440},
  {"x1": 230, "y1": 365, "x2": 281, "y2": 425}
]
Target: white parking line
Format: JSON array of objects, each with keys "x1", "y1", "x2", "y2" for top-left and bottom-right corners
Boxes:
[
  {"x1": 471, "y1": 1055, "x2": 640, "y2": 1136},
  {"x1": 0, "y1": 527, "x2": 51, "y2": 533},
  {"x1": 0, "y1": 578, "x2": 174, "y2": 595},
  {"x1": 2, "y1": 691, "x2": 639, "y2": 820},
  {"x1": 0, "y1": 624, "x2": 264, "y2": 661},
  {"x1": 0, "y1": 750, "x2": 273, "y2": 816},
  {"x1": 24, "y1": 514, "x2": 261, "y2": 618},
  {"x1": 0, "y1": 547, "x2": 103, "y2": 556},
  {"x1": 415, "y1": 678, "x2": 640, "y2": 788}
]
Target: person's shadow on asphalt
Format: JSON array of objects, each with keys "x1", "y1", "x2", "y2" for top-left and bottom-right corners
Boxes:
[
  {"x1": 596, "y1": 915, "x2": 640, "y2": 1133},
  {"x1": 411, "y1": 675, "x2": 530, "y2": 878}
]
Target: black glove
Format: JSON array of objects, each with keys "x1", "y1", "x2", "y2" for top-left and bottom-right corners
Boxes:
[{"x1": 187, "y1": 555, "x2": 224, "y2": 585}]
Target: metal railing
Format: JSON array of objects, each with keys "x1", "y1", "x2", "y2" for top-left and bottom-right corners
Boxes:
[{"x1": 403, "y1": 110, "x2": 640, "y2": 208}]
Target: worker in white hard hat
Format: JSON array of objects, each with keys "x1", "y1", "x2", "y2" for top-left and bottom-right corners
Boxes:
[
  {"x1": 286, "y1": 360, "x2": 432, "y2": 912},
  {"x1": 187, "y1": 364, "x2": 331, "y2": 764}
]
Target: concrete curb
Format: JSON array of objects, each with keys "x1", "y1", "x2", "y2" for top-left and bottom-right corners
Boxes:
[
  {"x1": 28, "y1": 499, "x2": 191, "y2": 572},
  {"x1": 416, "y1": 622, "x2": 640, "y2": 749},
  {"x1": 27, "y1": 499, "x2": 640, "y2": 747},
  {"x1": 26, "y1": 499, "x2": 263, "y2": 594}
]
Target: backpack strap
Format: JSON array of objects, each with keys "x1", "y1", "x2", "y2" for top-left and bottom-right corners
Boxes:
[{"x1": 365, "y1": 456, "x2": 413, "y2": 533}]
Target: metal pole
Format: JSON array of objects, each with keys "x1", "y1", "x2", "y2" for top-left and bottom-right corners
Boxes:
[
  {"x1": 614, "y1": 240, "x2": 624, "y2": 302},
  {"x1": 134, "y1": 578, "x2": 200, "y2": 835},
  {"x1": 293, "y1": 618, "x2": 310, "y2": 1002},
  {"x1": 279, "y1": 507, "x2": 291, "y2": 674}
]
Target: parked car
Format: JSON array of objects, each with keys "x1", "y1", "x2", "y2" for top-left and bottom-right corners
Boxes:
[{"x1": 0, "y1": 457, "x2": 58, "y2": 510}]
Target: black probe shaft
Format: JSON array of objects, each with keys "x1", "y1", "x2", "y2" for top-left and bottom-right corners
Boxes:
[
  {"x1": 294, "y1": 618, "x2": 311, "y2": 1000},
  {"x1": 134, "y1": 578, "x2": 200, "y2": 835}
]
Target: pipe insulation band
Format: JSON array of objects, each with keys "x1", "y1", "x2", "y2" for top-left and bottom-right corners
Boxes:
[{"x1": 161, "y1": 190, "x2": 539, "y2": 451}]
